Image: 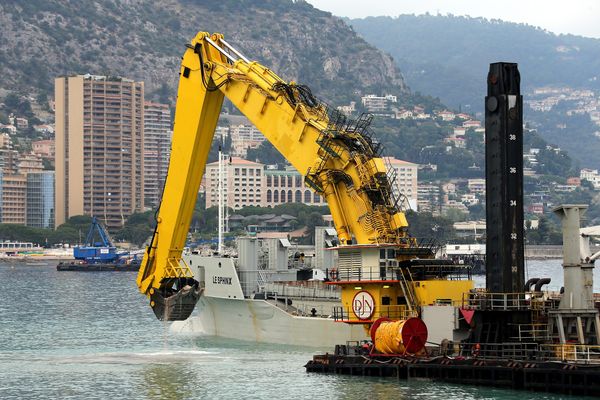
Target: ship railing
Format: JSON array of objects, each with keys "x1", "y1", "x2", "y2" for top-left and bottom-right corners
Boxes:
[
  {"x1": 538, "y1": 344, "x2": 600, "y2": 364},
  {"x1": 295, "y1": 303, "x2": 337, "y2": 318},
  {"x1": 332, "y1": 305, "x2": 417, "y2": 322},
  {"x1": 511, "y1": 323, "x2": 550, "y2": 341},
  {"x1": 457, "y1": 342, "x2": 539, "y2": 360},
  {"x1": 462, "y1": 292, "x2": 540, "y2": 311},
  {"x1": 263, "y1": 282, "x2": 341, "y2": 300},
  {"x1": 262, "y1": 293, "x2": 337, "y2": 318},
  {"x1": 450, "y1": 342, "x2": 600, "y2": 364},
  {"x1": 330, "y1": 267, "x2": 401, "y2": 282},
  {"x1": 265, "y1": 293, "x2": 304, "y2": 316}
]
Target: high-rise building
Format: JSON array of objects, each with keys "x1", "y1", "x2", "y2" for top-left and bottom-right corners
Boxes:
[
  {"x1": 0, "y1": 173, "x2": 26, "y2": 224},
  {"x1": 143, "y1": 101, "x2": 171, "y2": 208},
  {"x1": 55, "y1": 74, "x2": 144, "y2": 229},
  {"x1": 26, "y1": 171, "x2": 55, "y2": 229},
  {"x1": 386, "y1": 157, "x2": 418, "y2": 210}
]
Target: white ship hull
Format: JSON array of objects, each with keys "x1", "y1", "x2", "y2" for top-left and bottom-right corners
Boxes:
[
  {"x1": 172, "y1": 296, "x2": 367, "y2": 347},
  {"x1": 169, "y1": 255, "x2": 367, "y2": 346}
]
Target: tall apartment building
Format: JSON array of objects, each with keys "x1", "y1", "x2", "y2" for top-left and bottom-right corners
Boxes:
[
  {"x1": 386, "y1": 157, "x2": 418, "y2": 210},
  {"x1": 205, "y1": 157, "x2": 263, "y2": 209},
  {"x1": 26, "y1": 171, "x2": 55, "y2": 229},
  {"x1": 143, "y1": 101, "x2": 171, "y2": 208},
  {"x1": 55, "y1": 74, "x2": 144, "y2": 229},
  {"x1": 0, "y1": 174, "x2": 26, "y2": 224}
]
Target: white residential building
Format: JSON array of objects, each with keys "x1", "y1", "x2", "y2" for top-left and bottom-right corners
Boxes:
[
  {"x1": 361, "y1": 94, "x2": 397, "y2": 113},
  {"x1": 264, "y1": 167, "x2": 326, "y2": 207},
  {"x1": 580, "y1": 168, "x2": 600, "y2": 189},
  {"x1": 386, "y1": 157, "x2": 418, "y2": 210},
  {"x1": 230, "y1": 124, "x2": 265, "y2": 157},
  {"x1": 467, "y1": 179, "x2": 486, "y2": 194},
  {"x1": 437, "y1": 111, "x2": 455, "y2": 121},
  {"x1": 205, "y1": 157, "x2": 264, "y2": 209}
]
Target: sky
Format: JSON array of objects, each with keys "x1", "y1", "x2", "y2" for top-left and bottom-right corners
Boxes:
[{"x1": 306, "y1": 0, "x2": 600, "y2": 39}]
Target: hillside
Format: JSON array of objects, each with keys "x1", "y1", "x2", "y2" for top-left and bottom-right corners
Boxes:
[
  {"x1": 350, "y1": 14, "x2": 600, "y2": 110},
  {"x1": 349, "y1": 14, "x2": 600, "y2": 169},
  {"x1": 0, "y1": 0, "x2": 409, "y2": 106},
  {"x1": 0, "y1": 3, "x2": 574, "y2": 181}
]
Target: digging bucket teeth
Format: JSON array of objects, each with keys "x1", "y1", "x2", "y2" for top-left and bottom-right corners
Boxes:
[{"x1": 150, "y1": 278, "x2": 202, "y2": 321}]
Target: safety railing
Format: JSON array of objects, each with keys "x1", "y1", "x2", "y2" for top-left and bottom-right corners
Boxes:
[
  {"x1": 511, "y1": 323, "x2": 550, "y2": 341},
  {"x1": 446, "y1": 342, "x2": 600, "y2": 364},
  {"x1": 462, "y1": 292, "x2": 533, "y2": 311},
  {"x1": 462, "y1": 291, "x2": 562, "y2": 311},
  {"x1": 263, "y1": 282, "x2": 341, "y2": 300},
  {"x1": 332, "y1": 305, "x2": 417, "y2": 322},
  {"x1": 539, "y1": 344, "x2": 600, "y2": 364},
  {"x1": 457, "y1": 342, "x2": 540, "y2": 360},
  {"x1": 329, "y1": 267, "x2": 401, "y2": 282}
]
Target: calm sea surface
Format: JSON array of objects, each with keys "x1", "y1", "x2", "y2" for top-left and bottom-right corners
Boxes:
[{"x1": 0, "y1": 259, "x2": 593, "y2": 399}]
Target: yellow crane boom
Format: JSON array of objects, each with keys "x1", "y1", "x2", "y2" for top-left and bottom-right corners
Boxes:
[{"x1": 137, "y1": 32, "x2": 410, "y2": 320}]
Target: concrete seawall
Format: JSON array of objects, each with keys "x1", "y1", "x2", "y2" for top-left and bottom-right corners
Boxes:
[{"x1": 525, "y1": 245, "x2": 600, "y2": 259}]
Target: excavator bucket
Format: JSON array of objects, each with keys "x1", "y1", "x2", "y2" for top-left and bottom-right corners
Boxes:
[{"x1": 150, "y1": 278, "x2": 203, "y2": 321}]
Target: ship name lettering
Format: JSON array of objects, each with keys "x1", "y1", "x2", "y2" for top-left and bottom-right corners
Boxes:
[{"x1": 213, "y1": 276, "x2": 232, "y2": 285}]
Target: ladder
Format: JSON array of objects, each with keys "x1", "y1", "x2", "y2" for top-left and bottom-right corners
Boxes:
[{"x1": 398, "y1": 268, "x2": 418, "y2": 314}]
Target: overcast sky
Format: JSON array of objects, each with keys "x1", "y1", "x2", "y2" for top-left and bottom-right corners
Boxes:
[{"x1": 306, "y1": 0, "x2": 600, "y2": 39}]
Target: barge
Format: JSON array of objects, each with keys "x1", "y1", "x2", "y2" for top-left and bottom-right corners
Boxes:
[{"x1": 304, "y1": 63, "x2": 600, "y2": 396}]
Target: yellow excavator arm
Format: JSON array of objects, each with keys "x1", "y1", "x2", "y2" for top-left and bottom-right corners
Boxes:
[{"x1": 137, "y1": 32, "x2": 410, "y2": 321}]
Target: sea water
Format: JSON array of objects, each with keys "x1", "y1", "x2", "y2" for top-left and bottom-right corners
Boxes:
[{"x1": 0, "y1": 260, "x2": 591, "y2": 399}]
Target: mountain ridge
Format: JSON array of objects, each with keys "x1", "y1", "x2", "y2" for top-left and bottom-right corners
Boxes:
[
  {"x1": 0, "y1": 0, "x2": 411, "y2": 106},
  {"x1": 349, "y1": 14, "x2": 600, "y2": 169}
]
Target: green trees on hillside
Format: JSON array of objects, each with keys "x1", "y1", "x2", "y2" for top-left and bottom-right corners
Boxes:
[{"x1": 0, "y1": 215, "x2": 93, "y2": 247}]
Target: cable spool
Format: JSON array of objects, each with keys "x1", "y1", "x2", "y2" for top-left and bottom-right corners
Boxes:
[{"x1": 370, "y1": 317, "x2": 428, "y2": 355}]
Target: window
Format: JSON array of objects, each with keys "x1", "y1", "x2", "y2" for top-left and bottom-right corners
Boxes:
[
  {"x1": 267, "y1": 190, "x2": 272, "y2": 202},
  {"x1": 267, "y1": 175, "x2": 272, "y2": 186},
  {"x1": 304, "y1": 190, "x2": 311, "y2": 203},
  {"x1": 280, "y1": 190, "x2": 286, "y2": 202},
  {"x1": 287, "y1": 176, "x2": 292, "y2": 187},
  {"x1": 314, "y1": 193, "x2": 320, "y2": 203},
  {"x1": 274, "y1": 191, "x2": 279, "y2": 202},
  {"x1": 295, "y1": 190, "x2": 302, "y2": 203}
]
